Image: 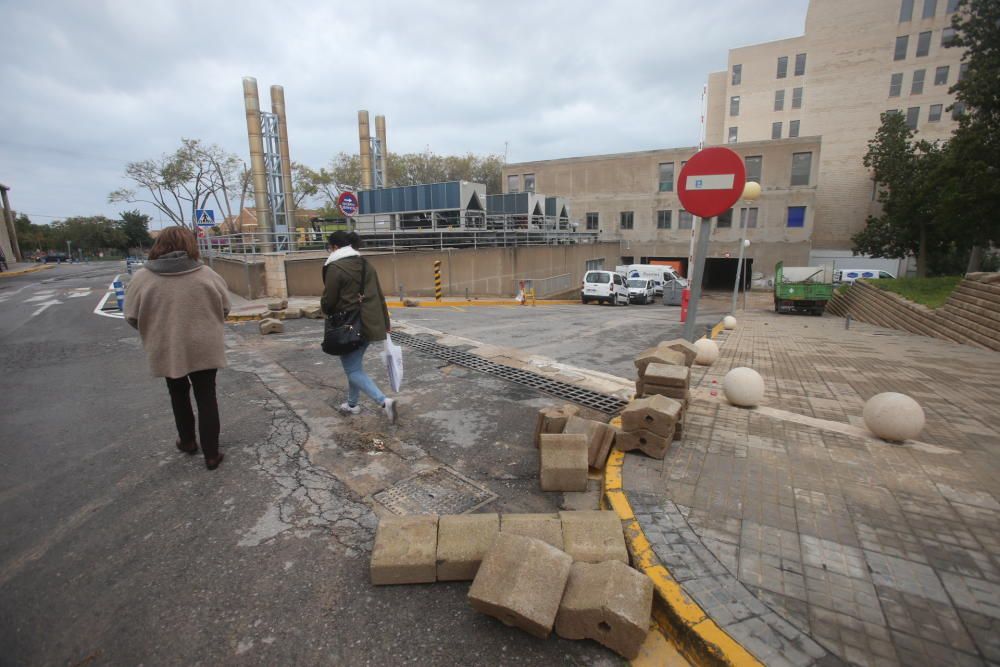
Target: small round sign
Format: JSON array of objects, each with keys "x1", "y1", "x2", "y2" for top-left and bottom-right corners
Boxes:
[
  {"x1": 677, "y1": 147, "x2": 747, "y2": 219},
  {"x1": 338, "y1": 191, "x2": 359, "y2": 217}
]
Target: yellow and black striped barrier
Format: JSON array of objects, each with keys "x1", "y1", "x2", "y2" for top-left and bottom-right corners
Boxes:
[{"x1": 433, "y1": 260, "x2": 442, "y2": 301}]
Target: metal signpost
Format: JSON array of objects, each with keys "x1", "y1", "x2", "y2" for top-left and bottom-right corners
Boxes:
[
  {"x1": 195, "y1": 209, "x2": 216, "y2": 227},
  {"x1": 677, "y1": 147, "x2": 747, "y2": 341}
]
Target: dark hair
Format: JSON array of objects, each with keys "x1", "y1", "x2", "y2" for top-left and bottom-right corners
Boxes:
[
  {"x1": 327, "y1": 231, "x2": 362, "y2": 249},
  {"x1": 149, "y1": 226, "x2": 200, "y2": 261}
]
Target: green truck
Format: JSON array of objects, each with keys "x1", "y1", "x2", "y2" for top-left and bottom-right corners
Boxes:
[{"x1": 774, "y1": 261, "x2": 834, "y2": 315}]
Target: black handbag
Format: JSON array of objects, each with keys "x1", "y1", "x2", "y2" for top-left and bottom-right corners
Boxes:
[{"x1": 321, "y1": 259, "x2": 367, "y2": 356}]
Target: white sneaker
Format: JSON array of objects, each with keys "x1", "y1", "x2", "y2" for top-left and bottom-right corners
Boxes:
[
  {"x1": 383, "y1": 397, "x2": 397, "y2": 424},
  {"x1": 339, "y1": 402, "x2": 361, "y2": 415}
]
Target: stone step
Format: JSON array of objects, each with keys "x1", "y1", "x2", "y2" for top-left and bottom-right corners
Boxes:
[
  {"x1": 959, "y1": 279, "x2": 1000, "y2": 303},
  {"x1": 852, "y1": 283, "x2": 968, "y2": 344},
  {"x1": 933, "y1": 307, "x2": 1000, "y2": 351},
  {"x1": 947, "y1": 289, "x2": 1000, "y2": 319},
  {"x1": 941, "y1": 298, "x2": 1000, "y2": 330}
]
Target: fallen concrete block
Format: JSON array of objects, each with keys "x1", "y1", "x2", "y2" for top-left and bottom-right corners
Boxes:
[
  {"x1": 500, "y1": 513, "x2": 564, "y2": 550},
  {"x1": 644, "y1": 362, "x2": 690, "y2": 388},
  {"x1": 559, "y1": 511, "x2": 628, "y2": 564},
  {"x1": 436, "y1": 513, "x2": 500, "y2": 581},
  {"x1": 282, "y1": 307, "x2": 302, "y2": 320},
  {"x1": 266, "y1": 298, "x2": 288, "y2": 311},
  {"x1": 259, "y1": 318, "x2": 284, "y2": 335},
  {"x1": 633, "y1": 347, "x2": 687, "y2": 376},
  {"x1": 616, "y1": 428, "x2": 673, "y2": 459},
  {"x1": 621, "y1": 395, "x2": 682, "y2": 438},
  {"x1": 555, "y1": 560, "x2": 654, "y2": 659},
  {"x1": 539, "y1": 434, "x2": 588, "y2": 492},
  {"x1": 641, "y1": 383, "x2": 689, "y2": 400},
  {"x1": 370, "y1": 514, "x2": 438, "y2": 585},
  {"x1": 468, "y1": 533, "x2": 573, "y2": 639},
  {"x1": 657, "y1": 338, "x2": 698, "y2": 366},
  {"x1": 302, "y1": 304, "x2": 324, "y2": 319},
  {"x1": 533, "y1": 404, "x2": 580, "y2": 447},
  {"x1": 562, "y1": 416, "x2": 616, "y2": 468}
]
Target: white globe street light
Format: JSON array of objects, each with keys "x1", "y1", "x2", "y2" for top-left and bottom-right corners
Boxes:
[{"x1": 731, "y1": 182, "x2": 761, "y2": 314}]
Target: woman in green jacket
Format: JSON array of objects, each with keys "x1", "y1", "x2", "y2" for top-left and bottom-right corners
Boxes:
[{"x1": 321, "y1": 231, "x2": 396, "y2": 423}]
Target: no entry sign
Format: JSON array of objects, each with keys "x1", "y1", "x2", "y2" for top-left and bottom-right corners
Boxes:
[
  {"x1": 677, "y1": 147, "x2": 747, "y2": 219},
  {"x1": 338, "y1": 191, "x2": 359, "y2": 217}
]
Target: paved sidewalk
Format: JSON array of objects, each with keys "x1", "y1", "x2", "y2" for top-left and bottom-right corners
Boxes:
[{"x1": 623, "y1": 311, "x2": 1000, "y2": 666}]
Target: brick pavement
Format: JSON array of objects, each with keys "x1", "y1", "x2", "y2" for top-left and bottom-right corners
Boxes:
[{"x1": 623, "y1": 310, "x2": 1000, "y2": 666}]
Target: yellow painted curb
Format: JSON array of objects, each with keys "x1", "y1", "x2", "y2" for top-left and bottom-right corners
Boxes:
[
  {"x1": 604, "y1": 449, "x2": 764, "y2": 667},
  {"x1": 710, "y1": 321, "x2": 725, "y2": 339},
  {"x1": 0, "y1": 264, "x2": 55, "y2": 278}
]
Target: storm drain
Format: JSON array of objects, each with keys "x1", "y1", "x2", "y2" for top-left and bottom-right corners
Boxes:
[
  {"x1": 392, "y1": 331, "x2": 628, "y2": 415},
  {"x1": 373, "y1": 466, "x2": 498, "y2": 515}
]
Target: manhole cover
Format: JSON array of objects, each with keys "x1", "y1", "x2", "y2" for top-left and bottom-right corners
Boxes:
[{"x1": 373, "y1": 466, "x2": 498, "y2": 516}]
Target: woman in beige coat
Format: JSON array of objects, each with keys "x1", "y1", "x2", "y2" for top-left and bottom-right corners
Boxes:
[{"x1": 125, "y1": 227, "x2": 230, "y2": 470}]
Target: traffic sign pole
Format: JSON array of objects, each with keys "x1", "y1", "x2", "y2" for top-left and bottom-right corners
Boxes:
[{"x1": 683, "y1": 216, "x2": 712, "y2": 341}]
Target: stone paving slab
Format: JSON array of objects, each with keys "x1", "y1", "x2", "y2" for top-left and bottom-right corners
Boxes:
[{"x1": 623, "y1": 310, "x2": 1000, "y2": 666}]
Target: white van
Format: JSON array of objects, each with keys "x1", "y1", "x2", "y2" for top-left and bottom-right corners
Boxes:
[
  {"x1": 582, "y1": 270, "x2": 630, "y2": 305},
  {"x1": 836, "y1": 269, "x2": 896, "y2": 283},
  {"x1": 627, "y1": 278, "x2": 657, "y2": 304},
  {"x1": 616, "y1": 264, "x2": 688, "y2": 295}
]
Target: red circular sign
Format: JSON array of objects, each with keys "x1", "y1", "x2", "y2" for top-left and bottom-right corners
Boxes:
[
  {"x1": 338, "y1": 191, "x2": 359, "y2": 217},
  {"x1": 677, "y1": 147, "x2": 747, "y2": 219}
]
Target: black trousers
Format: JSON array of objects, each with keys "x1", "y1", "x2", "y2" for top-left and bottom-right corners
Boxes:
[{"x1": 165, "y1": 369, "x2": 220, "y2": 459}]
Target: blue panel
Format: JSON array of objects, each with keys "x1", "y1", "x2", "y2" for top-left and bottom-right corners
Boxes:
[
  {"x1": 787, "y1": 206, "x2": 806, "y2": 228},
  {"x1": 446, "y1": 181, "x2": 460, "y2": 208}
]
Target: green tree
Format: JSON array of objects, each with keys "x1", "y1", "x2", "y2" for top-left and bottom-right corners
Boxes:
[{"x1": 117, "y1": 210, "x2": 153, "y2": 251}]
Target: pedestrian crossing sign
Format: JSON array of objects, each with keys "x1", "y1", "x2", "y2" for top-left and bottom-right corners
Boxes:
[{"x1": 195, "y1": 209, "x2": 216, "y2": 227}]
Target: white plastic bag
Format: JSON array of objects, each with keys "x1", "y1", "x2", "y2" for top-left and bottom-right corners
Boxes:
[{"x1": 382, "y1": 334, "x2": 403, "y2": 393}]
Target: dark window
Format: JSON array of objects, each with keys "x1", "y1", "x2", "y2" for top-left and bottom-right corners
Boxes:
[
  {"x1": 740, "y1": 207, "x2": 759, "y2": 229},
  {"x1": 911, "y1": 69, "x2": 925, "y2": 94},
  {"x1": 885, "y1": 109, "x2": 903, "y2": 118},
  {"x1": 946, "y1": 0, "x2": 960, "y2": 11},
  {"x1": 792, "y1": 87, "x2": 803, "y2": 109},
  {"x1": 774, "y1": 89, "x2": 785, "y2": 111},
  {"x1": 507, "y1": 174, "x2": 520, "y2": 192},
  {"x1": 730, "y1": 96, "x2": 740, "y2": 116},
  {"x1": 745, "y1": 156, "x2": 762, "y2": 183},
  {"x1": 524, "y1": 174, "x2": 535, "y2": 192},
  {"x1": 900, "y1": 0, "x2": 914, "y2": 21},
  {"x1": 620, "y1": 211, "x2": 634, "y2": 230},
  {"x1": 716, "y1": 209, "x2": 733, "y2": 228},
  {"x1": 941, "y1": 27, "x2": 956, "y2": 46},
  {"x1": 928, "y1": 104, "x2": 943, "y2": 121},
  {"x1": 678, "y1": 211, "x2": 693, "y2": 230},
  {"x1": 787, "y1": 206, "x2": 807, "y2": 228},
  {"x1": 789, "y1": 120, "x2": 801, "y2": 137},
  {"x1": 935, "y1": 65, "x2": 949, "y2": 85},
  {"x1": 922, "y1": 0, "x2": 936, "y2": 18},
  {"x1": 657, "y1": 210, "x2": 672, "y2": 229},
  {"x1": 791, "y1": 152, "x2": 812, "y2": 186},
  {"x1": 658, "y1": 162, "x2": 674, "y2": 192},
  {"x1": 894, "y1": 35, "x2": 909, "y2": 60},
  {"x1": 728, "y1": 127, "x2": 738, "y2": 144},
  {"x1": 959, "y1": 63, "x2": 968, "y2": 81},
  {"x1": 585, "y1": 212, "x2": 599, "y2": 230},
  {"x1": 794, "y1": 53, "x2": 807, "y2": 76},
  {"x1": 906, "y1": 106, "x2": 920, "y2": 128},
  {"x1": 890, "y1": 73, "x2": 904, "y2": 96},
  {"x1": 916, "y1": 31, "x2": 931, "y2": 56},
  {"x1": 777, "y1": 56, "x2": 788, "y2": 78},
  {"x1": 952, "y1": 102, "x2": 965, "y2": 120},
  {"x1": 772, "y1": 122, "x2": 783, "y2": 139},
  {"x1": 732, "y1": 64, "x2": 742, "y2": 85}
]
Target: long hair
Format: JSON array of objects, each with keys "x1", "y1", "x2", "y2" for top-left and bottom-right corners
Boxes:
[
  {"x1": 149, "y1": 226, "x2": 200, "y2": 261},
  {"x1": 327, "y1": 231, "x2": 362, "y2": 249}
]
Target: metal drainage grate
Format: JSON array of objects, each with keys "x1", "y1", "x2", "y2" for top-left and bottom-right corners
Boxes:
[
  {"x1": 392, "y1": 331, "x2": 628, "y2": 414},
  {"x1": 373, "y1": 466, "x2": 498, "y2": 516}
]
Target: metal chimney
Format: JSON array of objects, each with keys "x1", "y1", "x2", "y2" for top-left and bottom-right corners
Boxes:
[
  {"x1": 242, "y1": 77, "x2": 271, "y2": 233},
  {"x1": 270, "y1": 85, "x2": 296, "y2": 230},
  {"x1": 358, "y1": 110, "x2": 373, "y2": 191},
  {"x1": 375, "y1": 114, "x2": 388, "y2": 188}
]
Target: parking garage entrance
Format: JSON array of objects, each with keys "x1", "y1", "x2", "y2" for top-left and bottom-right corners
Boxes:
[{"x1": 703, "y1": 257, "x2": 754, "y2": 291}]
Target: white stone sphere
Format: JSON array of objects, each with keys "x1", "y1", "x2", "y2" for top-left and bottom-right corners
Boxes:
[
  {"x1": 863, "y1": 392, "x2": 925, "y2": 442},
  {"x1": 693, "y1": 338, "x2": 719, "y2": 365},
  {"x1": 723, "y1": 367, "x2": 765, "y2": 407},
  {"x1": 723, "y1": 315, "x2": 737, "y2": 330}
]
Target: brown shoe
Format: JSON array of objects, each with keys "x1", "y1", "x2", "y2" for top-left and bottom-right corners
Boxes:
[
  {"x1": 204, "y1": 453, "x2": 225, "y2": 470},
  {"x1": 176, "y1": 438, "x2": 198, "y2": 455}
]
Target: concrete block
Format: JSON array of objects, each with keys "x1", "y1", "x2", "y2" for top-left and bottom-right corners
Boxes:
[
  {"x1": 621, "y1": 395, "x2": 682, "y2": 438},
  {"x1": 633, "y1": 347, "x2": 687, "y2": 376},
  {"x1": 533, "y1": 404, "x2": 580, "y2": 447},
  {"x1": 500, "y1": 513, "x2": 564, "y2": 550},
  {"x1": 259, "y1": 317, "x2": 284, "y2": 335},
  {"x1": 555, "y1": 560, "x2": 654, "y2": 659},
  {"x1": 644, "y1": 363, "x2": 690, "y2": 388},
  {"x1": 616, "y1": 428, "x2": 673, "y2": 459},
  {"x1": 370, "y1": 514, "x2": 438, "y2": 585},
  {"x1": 282, "y1": 307, "x2": 302, "y2": 320},
  {"x1": 266, "y1": 298, "x2": 288, "y2": 311},
  {"x1": 302, "y1": 304, "x2": 324, "y2": 319},
  {"x1": 562, "y1": 416, "x2": 616, "y2": 468},
  {"x1": 658, "y1": 338, "x2": 697, "y2": 366},
  {"x1": 468, "y1": 533, "x2": 573, "y2": 639},
  {"x1": 539, "y1": 434, "x2": 588, "y2": 491},
  {"x1": 559, "y1": 510, "x2": 628, "y2": 564},
  {"x1": 436, "y1": 513, "x2": 500, "y2": 581},
  {"x1": 642, "y1": 383, "x2": 689, "y2": 400}
]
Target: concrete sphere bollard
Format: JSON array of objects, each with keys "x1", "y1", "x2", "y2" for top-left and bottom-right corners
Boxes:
[
  {"x1": 723, "y1": 367, "x2": 765, "y2": 407},
  {"x1": 693, "y1": 338, "x2": 719, "y2": 365},
  {"x1": 723, "y1": 315, "x2": 737, "y2": 330},
  {"x1": 863, "y1": 392, "x2": 925, "y2": 442}
]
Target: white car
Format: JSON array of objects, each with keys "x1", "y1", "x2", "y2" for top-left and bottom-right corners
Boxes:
[
  {"x1": 581, "y1": 270, "x2": 629, "y2": 306},
  {"x1": 627, "y1": 278, "x2": 656, "y2": 304}
]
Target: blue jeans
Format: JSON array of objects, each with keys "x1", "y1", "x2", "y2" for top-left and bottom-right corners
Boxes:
[{"x1": 340, "y1": 342, "x2": 386, "y2": 407}]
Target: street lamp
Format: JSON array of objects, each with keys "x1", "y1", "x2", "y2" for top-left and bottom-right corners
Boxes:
[{"x1": 731, "y1": 181, "x2": 760, "y2": 314}]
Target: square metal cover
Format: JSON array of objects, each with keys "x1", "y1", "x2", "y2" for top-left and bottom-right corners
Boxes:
[{"x1": 373, "y1": 466, "x2": 497, "y2": 516}]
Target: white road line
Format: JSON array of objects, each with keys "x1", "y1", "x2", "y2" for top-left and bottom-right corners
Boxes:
[
  {"x1": 93, "y1": 274, "x2": 125, "y2": 320},
  {"x1": 30, "y1": 300, "x2": 63, "y2": 318}
]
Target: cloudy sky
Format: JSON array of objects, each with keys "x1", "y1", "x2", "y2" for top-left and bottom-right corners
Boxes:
[{"x1": 1, "y1": 0, "x2": 809, "y2": 228}]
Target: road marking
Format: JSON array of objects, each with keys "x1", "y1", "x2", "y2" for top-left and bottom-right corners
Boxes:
[
  {"x1": 67, "y1": 288, "x2": 92, "y2": 298},
  {"x1": 23, "y1": 291, "x2": 57, "y2": 303},
  {"x1": 93, "y1": 274, "x2": 125, "y2": 320},
  {"x1": 30, "y1": 299, "x2": 63, "y2": 317}
]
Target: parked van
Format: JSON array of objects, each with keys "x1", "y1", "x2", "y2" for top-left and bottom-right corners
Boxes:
[
  {"x1": 836, "y1": 269, "x2": 896, "y2": 283},
  {"x1": 616, "y1": 264, "x2": 688, "y2": 295},
  {"x1": 626, "y1": 278, "x2": 657, "y2": 304},
  {"x1": 582, "y1": 270, "x2": 630, "y2": 305}
]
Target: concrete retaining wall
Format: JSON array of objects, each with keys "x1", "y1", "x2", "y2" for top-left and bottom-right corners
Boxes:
[{"x1": 209, "y1": 256, "x2": 266, "y2": 299}]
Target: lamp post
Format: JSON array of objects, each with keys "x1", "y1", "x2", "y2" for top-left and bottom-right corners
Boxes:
[{"x1": 731, "y1": 181, "x2": 760, "y2": 314}]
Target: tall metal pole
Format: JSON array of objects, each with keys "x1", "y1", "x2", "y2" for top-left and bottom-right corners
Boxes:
[
  {"x1": 270, "y1": 85, "x2": 296, "y2": 239},
  {"x1": 242, "y1": 77, "x2": 271, "y2": 242},
  {"x1": 731, "y1": 237, "x2": 747, "y2": 314},
  {"x1": 0, "y1": 184, "x2": 23, "y2": 262},
  {"x1": 732, "y1": 183, "x2": 761, "y2": 313},
  {"x1": 682, "y1": 216, "x2": 712, "y2": 341}
]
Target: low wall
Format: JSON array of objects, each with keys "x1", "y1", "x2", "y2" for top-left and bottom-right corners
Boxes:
[{"x1": 208, "y1": 256, "x2": 266, "y2": 299}]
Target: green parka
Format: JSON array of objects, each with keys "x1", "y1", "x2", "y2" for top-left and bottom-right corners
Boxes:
[{"x1": 321, "y1": 256, "x2": 391, "y2": 342}]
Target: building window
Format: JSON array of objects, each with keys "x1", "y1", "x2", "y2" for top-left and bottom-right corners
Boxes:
[
  {"x1": 787, "y1": 206, "x2": 806, "y2": 228},
  {"x1": 740, "y1": 207, "x2": 759, "y2": 229},
  {"x1": 794, "y1": 53, "x2": 807, "y2": 76},
  {"x1": 946, "y1": 0, "x2": 960, "y2": 11},
  {"x1": 899, "y1": 0, "x2": 914, "y2": 21},
  {"x1": 928, "y1": 104, "x2": 943, "y2": 122},
  {"x1": 745, "y1": 156, "x2": 762, "y2": 183},
  {"x1": 774, "y1": 89, "x2": 785, "y2": 111},
  {"x1": 916, "y1": 31, "x2": 931, "y2": 56},
  {"x1": 772, "y1": 122, "x2": 783, "y2": 139},
  {"x1": 959, "y1": 63, "x2": 968, "y2": 81},
  {"x1": 791, "y1": 152, "x2": 812, "y2": 186},
  {"x1": 657, "y1": 210, "x2": 672, "y2": 229},
  {"x1": 777, "y1": 56, "x2": 788, "y2": 78},
  {"x1": 792, "y1": 87, "x2": 803, "y2": 109},
  {"x1": 894, "y1": 35, "x2": 909, "y2": 60},
  {"x1": 523, "y1": 174, "x2": 535, "y2": 192},
  {"x1": 911, "y1": 69, "x2": 925, "y2": 94},
  {"x1": 678, "y1": 210, "x2": 693, "y2": 230},
  {"x1": 585, "y1": 212, "x2": 599, "y2": 230},
  {"x1": 507, "y1": 174, "x2": 520, "y2": 192},
  {"x1": 789, "y1": 120, "x2": 801, "y2": 138},
  {"x1": 885, "y1": 109, "x2": 903, "y2": 118},
  {"x1": 730, "y1": 96, "x2": 740, "y2": 116},
  {"x1": 732, "y1": 64, "x2": 742, "y2": 85},
  {"x1": 728, "y1": 127, "x2": 738, "y2": 144},
  {"x1": 620, "y1": 211, "x2": 634, "y2": 230},
  {"x1": 906, "y1": 106, "x2": 920, "y2": 129},
  {"x1": 922, "y1": 0, "x2": 937, "y2": 18},
  {"x1": 941, "y1": 27, "x2": 956, "y2": 46},
  {"x1": 658, "y1": 162, "x2": 675, "y2": 192},
  {"x1": 935, "y1": 65, "x2": 949, "y2": 85},
  {"x1": 716, "y1": 209, "x2": 733, "y2": 228},
  {"x1": 952, "y1": 102, "x2": 965, "y2": 120},
  {"x1": 585, "y1": 258, "x2": 605, "y2": 271},
  {"x1": 890, "y1": 72, "x2": 904, "y2": 96}
]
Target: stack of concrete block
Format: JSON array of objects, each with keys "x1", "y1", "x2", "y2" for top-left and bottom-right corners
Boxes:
[
  {"x1": 259, "y1": 318, "x2": 284, "y2": 335},
  {"x1": 633, "y1": 338, "x2": 696, "y2": 441},
  {"x1": 533, "y1": 404, "x2": 580, "y2": 446},
  {"x1": 562, "y1": 416, "x2": 617, "y2": 469},
  {"x1": 539, "y1": 433, "x2": 589, "y2": 491},
  {"x1": 617, "y1": 395, "x2": 683, "y2": 458}
]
